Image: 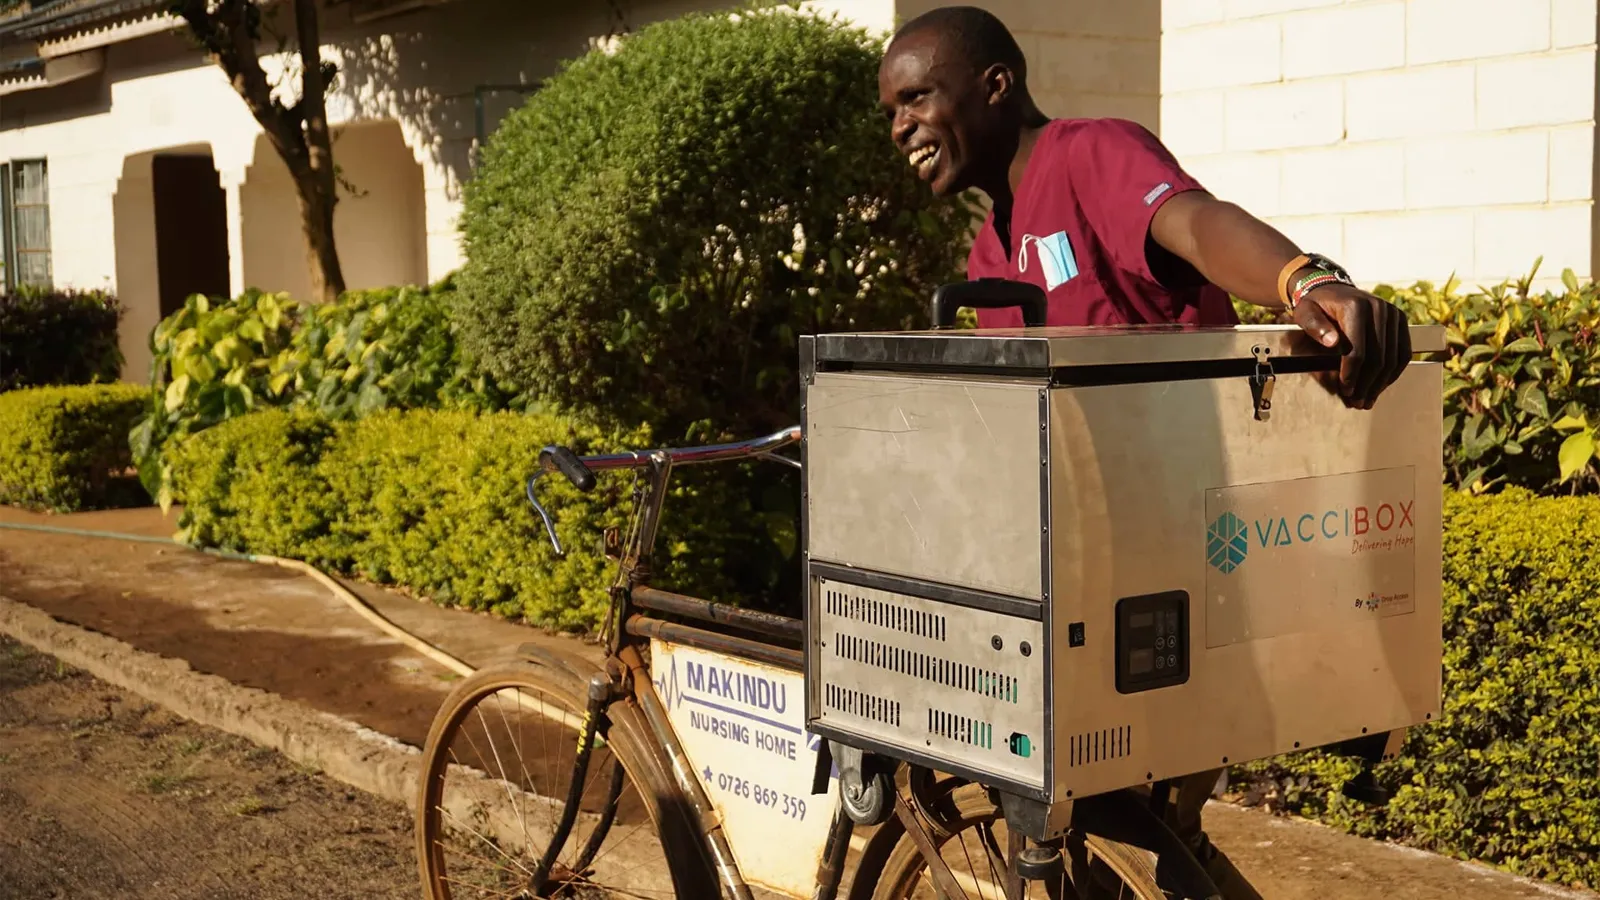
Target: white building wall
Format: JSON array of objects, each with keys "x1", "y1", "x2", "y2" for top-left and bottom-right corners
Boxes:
[
  {"x1": 1161, "y1": 0, "x2": 1599, "y2": 291},
  {"x1": 0, "y1": 0, "x2": 895, "y2": 380}
]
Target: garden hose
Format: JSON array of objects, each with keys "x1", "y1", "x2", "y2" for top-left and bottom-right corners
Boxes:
[{"x1": 0, "y1": 521, "x2": 477, "y2": 679}]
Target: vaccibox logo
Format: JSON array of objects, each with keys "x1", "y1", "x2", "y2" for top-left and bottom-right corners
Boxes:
[
  {"x1": 1207, "y1": 499, "x2": 1415, "y2": 573},
  {"x1": 1206, "y1": 511, "x2": 1249, "y2": 574}
]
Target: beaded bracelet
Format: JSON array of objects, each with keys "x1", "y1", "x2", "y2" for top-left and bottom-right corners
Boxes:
[{"x1": 1291, "y1": 270, "x2": 1343, "y2": 308}]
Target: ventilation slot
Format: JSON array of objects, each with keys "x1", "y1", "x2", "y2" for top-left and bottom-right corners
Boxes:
[
  {"x1": 927, "y1": 708, "x2": 994, "y2": 749},
  {"x1": 824, "y1": 588, "x2": 946, "y2": 641},
  {"x1": 824, "y1": 683, "x2": 901, "y2": 726},
  {"x1": 1068, "y1": 726, "x2": 1133, "y2": 767},
  {"x1": 832, "y1": 632, "x2": 1018, "y2": 704}
]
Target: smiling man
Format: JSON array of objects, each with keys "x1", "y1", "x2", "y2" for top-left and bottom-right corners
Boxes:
[{"x1": 880, "y1": 5, "x2": 1412, "y2": 411}]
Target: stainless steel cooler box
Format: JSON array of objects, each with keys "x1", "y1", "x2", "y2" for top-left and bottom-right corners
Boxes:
[{"x1": 799, "y1": 321, "x2": 1445, "y2": 813}]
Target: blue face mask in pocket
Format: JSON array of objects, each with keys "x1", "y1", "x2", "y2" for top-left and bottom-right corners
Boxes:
[{"x1": 1019, "y1": 231, "x2": 1080, "y2": 291}]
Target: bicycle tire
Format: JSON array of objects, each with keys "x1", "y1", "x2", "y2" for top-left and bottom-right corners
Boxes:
[
  {"x1": 416, "y1": 658, "x2": 718, "y2": 899},
  {"x1": 870, "y1": 781, "x2": 1164, "y2": 900}
]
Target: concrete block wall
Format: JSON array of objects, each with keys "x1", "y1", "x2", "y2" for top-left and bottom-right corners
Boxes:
[
  {"x1": 899, "y1": 0, "x2": 1164, "y2": 133},
  {"x1": 1161, "y1": 0, "x2": 1600, "y2": 291}
]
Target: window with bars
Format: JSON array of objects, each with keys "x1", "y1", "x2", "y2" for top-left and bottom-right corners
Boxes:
[{"x1": 0, "y1": 159, "x2": 52, "y2": 291}]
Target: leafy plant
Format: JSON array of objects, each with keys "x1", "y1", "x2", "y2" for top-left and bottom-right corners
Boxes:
[
  {"x1": 129, "y1": 290, "x2": 300, "y2": 509},
  {"x1": 1232, "y1": 487, "x2": 1600, "y2": 889},
  {"x1": 0, "y1": 287, "x2": 124, "y2": 391},
  {"x1": 1377, "y1": 260, "x2": 1600, "y2": 495},
  {"x1": 453, "y1": 3, "x2": 979, "y2": 444},
  {"x1": 129, "y1": 280, "x2": 517, "y2": 509},
  {"x1": 0, "y1": 384, "x2": 149, "y2": 511},
  {"x1": 283, "y1": 277, "x2": 518, "y2": 419}
]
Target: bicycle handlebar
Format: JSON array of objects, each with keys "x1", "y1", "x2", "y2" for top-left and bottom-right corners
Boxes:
[
  {"x1": 538, "y1": 445, "x2": 597, "y2": 492},
  {"x1": 537, "y1": 425, "x2": 803, "y2": 491},
  {"x1": 527, "y1": 425, "x2": 803, "y2": 555}
]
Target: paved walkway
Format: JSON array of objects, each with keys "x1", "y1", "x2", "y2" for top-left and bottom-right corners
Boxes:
[{"x1": 0, "y1": 505, "x2": 1593, "y2": 900}]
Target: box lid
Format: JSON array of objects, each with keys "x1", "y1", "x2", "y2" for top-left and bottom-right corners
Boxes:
[{"x1": 812, "y1": 323, "x2": 1447, "y2": 371}]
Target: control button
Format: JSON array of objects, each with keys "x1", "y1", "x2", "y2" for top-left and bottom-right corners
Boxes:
[
  {"x1": 1155, "y1": 656, "x2": 1165, "y2": 670},
  {"x1": 1008, "y1": 733, "x2": 1032, "y2": 758},
  {"x1": 1167, "y1": 654, "x2": 1177, "y2": 668}
]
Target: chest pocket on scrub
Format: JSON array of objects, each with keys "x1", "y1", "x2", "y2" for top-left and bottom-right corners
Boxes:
[{"x1": 1018, "y1": 231, "x2": 1080, "y2": 291}]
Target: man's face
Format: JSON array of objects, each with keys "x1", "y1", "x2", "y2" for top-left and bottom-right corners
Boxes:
[{"x1": 878, "y1": 30, "x2": 995, "y2": 197}]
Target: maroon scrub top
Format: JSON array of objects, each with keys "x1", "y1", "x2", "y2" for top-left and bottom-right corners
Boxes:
[{"x1": 966, "y1": 117, "x2": 1240, "y2": 328}]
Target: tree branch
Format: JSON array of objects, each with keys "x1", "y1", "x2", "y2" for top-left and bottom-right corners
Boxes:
[
  {"x1": 294, "y1": 0, "x2": 335, "y2": 185},
  {"x1": 172, "y1": 0, "x2": 307, "y2": 173}
]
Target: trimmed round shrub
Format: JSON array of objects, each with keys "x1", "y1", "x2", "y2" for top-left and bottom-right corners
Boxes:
[{"x1": 453, "y1": 4, "x2": 978, "y2": 442}]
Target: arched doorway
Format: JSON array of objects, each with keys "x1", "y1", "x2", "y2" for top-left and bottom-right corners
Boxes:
[
  {"x1": 240, "y1": 119, "x2": 427, "y2": 299},
  {"x1": 113, "y1": 145, "x2": 231, "y2": 383}
]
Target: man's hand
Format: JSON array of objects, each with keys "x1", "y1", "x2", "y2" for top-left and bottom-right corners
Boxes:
[{"x1": 1290, "y1": 283, "x2": 1412, "y2": 410}]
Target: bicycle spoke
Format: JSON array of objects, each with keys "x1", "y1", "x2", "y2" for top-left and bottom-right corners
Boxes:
[
  {"x1": 978, "y1": 825, "x2": 1004, "y2": 900},
  {"x1": 441, "y1": 872, "x2": 525, "y2": 900},
  {"x1": 953, "y1": 824, "x2": 984, "y2": 899},
  {"x1": 440, "y1": 840, "x2": 530, "y2": 878},
  {"x1": 573, "y1": 805, "x2": 653, "y2": 874},
  {"x1": 554, "y1": 865, "x2": 675, "y2": 900},
  {"x1": 442, "y1": 806, "x2": 536, "y2": 877},
  {"x1": 474, "y1": 702, "x2": 535, "y2": 856},
  {"x1": 489, "y1": 687, "x2": 540, "y2": 854}
]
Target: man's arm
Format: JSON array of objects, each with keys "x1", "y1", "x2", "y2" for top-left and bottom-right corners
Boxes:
[
  {"x1": 1148, "y1": 191, "x2": 1303, "y2": 309},
  {"x1": 1149, "y1": 189, "x2": 1411, "y2": 410}
]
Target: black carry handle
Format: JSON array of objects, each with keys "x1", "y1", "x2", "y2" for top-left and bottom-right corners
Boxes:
[
  {"x1": 929, "y1": 278, "x2": 1049, "y2": 330},
  {"x1": 539, "y1": 445, "x2": 596, "y2": 492}
]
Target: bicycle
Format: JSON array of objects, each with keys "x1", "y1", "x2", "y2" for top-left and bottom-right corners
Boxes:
[{"x1": 412, "y1": 423, "x2": 1306, "y2": 900}]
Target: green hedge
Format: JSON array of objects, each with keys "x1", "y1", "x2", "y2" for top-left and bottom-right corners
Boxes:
[
  {"x1": 169, "y1": 408, "x2": 749, "y2": 631},
  {"x1": 1233, "y1": 488, "x2": 1600, "y2": 889},
  {"x1": 0, "y1": 287, "x2": 124, "y2": 392},
  {"x1": 0, "y1": 384, "x2": 149, "y2": 511}
]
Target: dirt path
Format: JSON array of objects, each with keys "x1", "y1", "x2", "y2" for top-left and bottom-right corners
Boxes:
[{"x1": 0, "y1": 634, "x2": 419, "y2": 900}]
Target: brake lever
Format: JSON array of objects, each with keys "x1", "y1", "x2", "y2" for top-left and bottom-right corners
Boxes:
[
  {"x1": 525, "y1": 471, "x2": 565, "y2": 557},
  {"x1": 756, "y1": 451, "x2": 802, "y2": 470}
]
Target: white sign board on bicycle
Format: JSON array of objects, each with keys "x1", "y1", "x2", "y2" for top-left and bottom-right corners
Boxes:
[{"x1": 650, "y1": 638, "x2": 840, "y2": 898}]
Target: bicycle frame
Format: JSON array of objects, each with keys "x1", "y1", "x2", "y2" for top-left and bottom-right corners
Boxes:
[
  {"x1": 528, "y1": 427, "x2": 839, "y2": 900},
  {"x1": 525, "y1": 427, "x2": 1228, "y2": 900}
]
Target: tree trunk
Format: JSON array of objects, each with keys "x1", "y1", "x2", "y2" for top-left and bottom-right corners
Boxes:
[
  {"x1": 293, "y1": 0, "x2": 345, "y2": 302},
  {"x1": 175, "y1": 0, "x2": 347, "y2": 304},
  {"x1": 293, "y1": 166, "x2": 344, "y2": 304}
]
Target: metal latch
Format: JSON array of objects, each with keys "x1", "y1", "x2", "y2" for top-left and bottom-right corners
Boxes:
[{"x1": 1250, "y1": 345, "x2": 1275, "y2": 421}]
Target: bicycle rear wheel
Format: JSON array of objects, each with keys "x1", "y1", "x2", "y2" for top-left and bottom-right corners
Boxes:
[
  {"x1": 416, "y1": 659, "x2": 717, "y2": 899},
  {"x1": 870, "y1": 780, "x2": 1163, "y2": 900}
]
